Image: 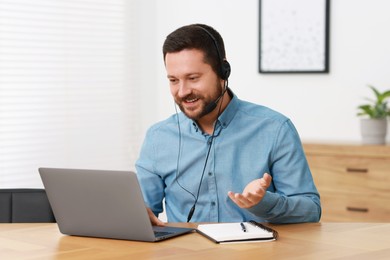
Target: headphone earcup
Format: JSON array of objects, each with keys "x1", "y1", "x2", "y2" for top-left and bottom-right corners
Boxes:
[{"x1": 221, "y1": 60, "x2": 231, "y2": 80}]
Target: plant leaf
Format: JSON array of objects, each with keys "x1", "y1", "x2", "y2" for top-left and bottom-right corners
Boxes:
[{"x1": 368, "y1": 85, "x2": 381, "y2": 102}]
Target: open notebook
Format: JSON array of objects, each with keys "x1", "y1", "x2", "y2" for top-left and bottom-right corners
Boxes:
[{"x1": 197, "y1": 221, "x2": 278, "y2": 244}]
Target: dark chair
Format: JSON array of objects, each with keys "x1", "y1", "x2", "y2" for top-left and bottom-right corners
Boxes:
[{"x1": 0, "y1": 189, "x2": 55, "y2": 223}]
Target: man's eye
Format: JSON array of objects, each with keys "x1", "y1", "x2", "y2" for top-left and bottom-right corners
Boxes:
[{"x1": 169, "y1": 79, "x2": 178, "y2": 84}]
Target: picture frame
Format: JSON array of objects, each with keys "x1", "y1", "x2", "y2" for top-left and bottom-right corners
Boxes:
[{"x1": 259, "y1": 0, "x2": 330, "y2": 73}]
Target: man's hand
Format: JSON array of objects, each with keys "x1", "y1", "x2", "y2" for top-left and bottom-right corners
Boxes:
[
  {"x1": 146, "y1": 207, "x2": 165, "y2": 226},
  {"x1": 228, "y1": 173, "x2": 272, "y2": 208}
]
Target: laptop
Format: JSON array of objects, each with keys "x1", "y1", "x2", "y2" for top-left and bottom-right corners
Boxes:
[{"x1": 38, "y1": 168, "x2": 194, "y2": 242}]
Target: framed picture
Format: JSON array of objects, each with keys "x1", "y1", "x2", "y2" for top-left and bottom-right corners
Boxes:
[{"x1": 259, "y1": 0, "x2": 330, "y2": 73}]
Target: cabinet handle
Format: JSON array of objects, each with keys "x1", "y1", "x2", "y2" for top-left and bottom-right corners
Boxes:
[
  {"x1": 346, "y1": 206, "x2": 369, "y2": 213},
  {"x1": 346, "y1": 168, "x2": 368, "y2": 174}
]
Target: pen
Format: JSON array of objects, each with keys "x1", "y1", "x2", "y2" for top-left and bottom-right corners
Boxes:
[{"x1": 240, "y1": 222, "x2": 247, "y2": 232}]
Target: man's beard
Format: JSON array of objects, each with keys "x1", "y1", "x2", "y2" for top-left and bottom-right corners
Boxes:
[{"x1": 177, "y1": 86, "x2": 223, "y2": 120}]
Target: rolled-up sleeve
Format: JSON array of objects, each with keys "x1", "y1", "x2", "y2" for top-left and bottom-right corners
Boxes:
[
  {"x1": 247, "y1": 120, "x2": 321, "y2": 223},
  {"x1": 135, "y1": 127, "x2": 165, "y2": 216}
]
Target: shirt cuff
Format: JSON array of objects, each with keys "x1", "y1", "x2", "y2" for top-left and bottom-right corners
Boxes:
[{"x1": 247, "y1": 191, "x2": 279, "y2": 217}]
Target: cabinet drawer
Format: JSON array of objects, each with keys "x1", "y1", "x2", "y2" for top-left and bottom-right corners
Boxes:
[
  {"x1": 320, "y1": 192, "x2": 390, "y2": 222},
  {"x1": 307, "y1": 155, "x2": 390, "y2": 194},
  {"x1": 303, "y1": 143, "x2": 390, "y2": 222}
]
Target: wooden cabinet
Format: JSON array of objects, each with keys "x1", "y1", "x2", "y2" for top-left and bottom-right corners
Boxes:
[{"x1": 303, "y1": 143, "x2": 390, "y2": 222}]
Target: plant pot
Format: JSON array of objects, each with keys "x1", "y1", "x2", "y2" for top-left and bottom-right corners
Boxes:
[{"x1": 360, "y1": 118, "x2": 388, "y2": 145}]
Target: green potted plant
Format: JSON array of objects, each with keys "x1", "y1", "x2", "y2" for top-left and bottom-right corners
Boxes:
[{"x1": 357, "y1": 85, "x2": 390, "y2": 144}]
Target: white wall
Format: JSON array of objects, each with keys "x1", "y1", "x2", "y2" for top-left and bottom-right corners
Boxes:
[{"x1": 149, "y1": 0, "x2": 390, "y2": 143}]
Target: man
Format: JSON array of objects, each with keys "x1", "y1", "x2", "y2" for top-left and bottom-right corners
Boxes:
[{"x1": 136, "y1": 24, "x2": 321, "y2": 225}]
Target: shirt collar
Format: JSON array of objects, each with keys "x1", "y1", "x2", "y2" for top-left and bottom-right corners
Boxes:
[{"x1": 217, "y1": 88, "x2": 239, "y2": 130}]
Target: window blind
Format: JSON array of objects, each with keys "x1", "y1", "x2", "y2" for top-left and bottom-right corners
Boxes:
[{"x1": 0, "y1": 0, "x2": 141, "y2": 188}]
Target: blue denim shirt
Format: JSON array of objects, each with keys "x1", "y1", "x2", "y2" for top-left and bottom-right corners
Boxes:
[{"x1": 136, "y1": 92, "x2": 321, "y2": 223}]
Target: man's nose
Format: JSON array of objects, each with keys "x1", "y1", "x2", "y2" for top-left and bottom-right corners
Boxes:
[{"x1": 177, "y1": 81, "x2": 191, "y2": 98}]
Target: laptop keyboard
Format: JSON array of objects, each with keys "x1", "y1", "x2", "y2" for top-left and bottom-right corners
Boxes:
[{"x1": 154, "y1": 231, "x2": 173, "y2": 237}]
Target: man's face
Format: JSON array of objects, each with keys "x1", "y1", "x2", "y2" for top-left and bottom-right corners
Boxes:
[{"x1": 165, "y1": 49, "x2": 223, "y2": 120}]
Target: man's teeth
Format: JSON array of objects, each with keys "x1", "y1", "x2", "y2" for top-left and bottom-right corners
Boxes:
[{"x1": 186, "y1": 98, "x2": 198, "y2": 102}]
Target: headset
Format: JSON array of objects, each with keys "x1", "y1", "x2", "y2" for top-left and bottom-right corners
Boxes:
[
  {"x1": 197, "y1": 25, "x2": 231, "y2": 117},
  {"x1": 174, "y1": 25, "x2": 231, "y2": 222},
  {"x1": 196, "y1": 25, "x2": 231, "y2": 81}
]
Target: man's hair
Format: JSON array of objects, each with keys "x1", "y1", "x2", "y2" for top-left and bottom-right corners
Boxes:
[{"x1": 162, "y1": 24, "x2": 227, "y2": 78}]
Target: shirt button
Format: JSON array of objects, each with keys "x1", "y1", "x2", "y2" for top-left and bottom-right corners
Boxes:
[
  {"x1": 208, "y1": 172, "x2": 212, "y2": 176},
  {"x1": 211, "y1": 201, "x2": 216, "y2": 206}
]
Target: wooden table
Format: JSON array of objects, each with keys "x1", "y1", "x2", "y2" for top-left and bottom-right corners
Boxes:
[{"x1": 1, "y1": 222, "x2": 389, "y2": 259}]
